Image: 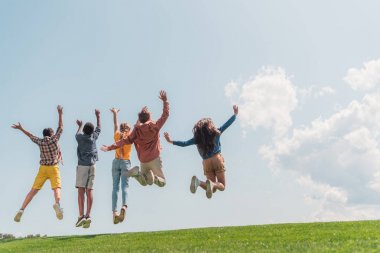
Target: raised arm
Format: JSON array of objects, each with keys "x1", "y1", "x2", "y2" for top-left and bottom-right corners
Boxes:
[
  {"x1": 57, "y1": 105, "x2": 63, "y2": 129},
  {"x1": 156, "y1": 90, "x2": 169, "y2": 129},
  {"x1": 219, "y1": 105, "x2": 238, "y2": 133},
  {"x1": 12, "y1": 123, "x2": 35, "y2": 139},
  {"x1": 51, "y1": 105, "x2": 64, "y2": 141},
  {"x1": 110, "y1": 108, "x2": 119, "y2": 133},
  {"x1": 95, "y1": 109, "x2": 101, "y2": 128},
  {"x1": 76, "y1": 120, "x2": 83, "y2": 134}
]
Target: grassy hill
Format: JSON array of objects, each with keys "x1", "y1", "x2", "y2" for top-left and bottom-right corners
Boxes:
[{"x1": 1, "y1": 220, "x2": 380, "y2": 252}]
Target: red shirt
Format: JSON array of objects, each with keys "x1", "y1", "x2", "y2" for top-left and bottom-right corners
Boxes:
[{"x1": 109, "y1": 101, "x2": 169, "y2": 163}]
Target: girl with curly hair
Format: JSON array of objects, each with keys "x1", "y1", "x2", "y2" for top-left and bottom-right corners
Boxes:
[{"x1": 164, "y1": 105, "x2": 238, "y2": 199}]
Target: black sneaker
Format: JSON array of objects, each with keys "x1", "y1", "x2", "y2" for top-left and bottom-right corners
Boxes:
[{"x1": 75, "y1": 215, "x2": 86, "y2": 227}]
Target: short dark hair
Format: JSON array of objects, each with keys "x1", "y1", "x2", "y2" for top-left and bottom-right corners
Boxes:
[
  {"x1": 83, "y1": 122, "x2": 94, "y2": 135},
  {"x1": 43, "y1": 128, "x2": 54, "y2": 137},
  {"x1": 138, "y1": 112, "x2": 151, "y2": 124}
]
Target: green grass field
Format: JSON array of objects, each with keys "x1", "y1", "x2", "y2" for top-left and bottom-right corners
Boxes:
[{"x1": 1, "y1": 220, "x2": 380, "y2": 252}]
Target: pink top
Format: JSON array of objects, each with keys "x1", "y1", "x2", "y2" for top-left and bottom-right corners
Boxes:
[{"x1": 109, "y1": 101, "x2": 169, "y2": 163}]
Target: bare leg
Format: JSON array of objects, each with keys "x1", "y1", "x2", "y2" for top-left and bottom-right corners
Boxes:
[
  {"x1": 200, "y1": 173, "x2": 217, "y2": 191},
  {"x1": 85, "y1": 189, "x2": 93, "y2": 217},
  {"x1": 21, "y1": 189, "x2": 39, "y2": 210},
  {"x1": 78, "y1": 187, "x2": 85, "y2": 216},
  {"x1": 53, "y1": 187, "x2": 61, "y2": 204},
  {"x1": 214, "y1": 171, "x2": 226, "y2": 191}
]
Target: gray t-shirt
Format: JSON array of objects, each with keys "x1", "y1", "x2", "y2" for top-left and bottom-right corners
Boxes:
[{"x1": 76, "y1": 127, "x2": 101, "y2": 166}]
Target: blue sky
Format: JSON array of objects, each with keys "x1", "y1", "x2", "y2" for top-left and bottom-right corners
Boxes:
[{"x1": 2, "y1": 0, "x2": 380, "y2": 236}]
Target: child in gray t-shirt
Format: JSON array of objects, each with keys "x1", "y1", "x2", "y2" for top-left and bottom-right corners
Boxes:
[{"x1": 75, "y1": 109, "x2": 101, "y2": 229}]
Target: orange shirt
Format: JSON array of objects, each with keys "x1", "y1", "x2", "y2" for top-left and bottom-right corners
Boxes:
[{"x1": 114, "y1": 132, "x2": 132, "y2": 160}]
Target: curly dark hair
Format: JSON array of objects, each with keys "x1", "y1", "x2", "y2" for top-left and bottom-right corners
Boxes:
[{"x1": 193, "y1": 118, "x2": 220, "y2": 157}]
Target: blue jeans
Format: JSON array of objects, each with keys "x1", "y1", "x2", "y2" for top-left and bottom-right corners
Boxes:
[{"x1": 112, "y1": 159, "x2": 130, "y2": 212}]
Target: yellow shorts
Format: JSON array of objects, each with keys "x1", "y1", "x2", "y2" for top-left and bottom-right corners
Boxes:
[{"x1": 32, "y1": 165, "x2": 61, "y2": 190}]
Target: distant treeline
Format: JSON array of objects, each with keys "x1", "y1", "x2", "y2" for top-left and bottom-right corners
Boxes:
[{"x1": 0, "y1": 233, "x2": 47, "y2": 240}]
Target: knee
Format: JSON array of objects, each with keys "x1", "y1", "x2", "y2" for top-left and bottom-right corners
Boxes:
[
  {"x1": 217, "y1": 183, "x2": 225, "y2": 192},
  {"x1": 31, "y1": 189, "x2": 39, "y2": 194},
  {"x1": 113, "y1": 187, "x2": 120, "y2": 194},
  {"x1": 217, "y1": 187, "x2": 225, "y2": 192},
  {"x1": 112, "y1": 183, "x2": 120, "y2": 191}
]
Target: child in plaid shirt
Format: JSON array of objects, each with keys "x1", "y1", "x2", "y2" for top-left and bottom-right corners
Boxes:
[{"x1": 12, "y1": 105, "x2": 64, "y2": 222}]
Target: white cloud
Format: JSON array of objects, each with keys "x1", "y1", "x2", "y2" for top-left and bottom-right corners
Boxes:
[
  {"x1": 259, "y1": 91, "x2": 380, "y2": 220},
  {"x1": 224, "y1": 81, "x2": 240, "y2": 100},
  {"x1": 226, "y1": 62, "x2": 380, "y2": 221},
  {"x1": 225, "y1": 66, "x2": 298, "y2": 137},
  {"x1": 344, "y1": 59, "x2": 380, "y2": 91},
  {"x1": 298, "y1": 86, "x2": 335, "y2": 99}
]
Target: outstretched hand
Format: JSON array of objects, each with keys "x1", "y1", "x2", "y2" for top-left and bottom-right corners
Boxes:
[
  {"x1": 95, "y1": 109, "x2": 100, "y2": 117},
  {"x1": 76, "y1": 120, "x2": 83, "y2": 127},
  {"x1": 163, "y1": 132, "x2": 172, "y2": 143},
  {"x1": 57, "y1": 105, "x2": 63, "y2": 114},
  {"x1": 233, "y1": 105, "x2": 239, "y2": 115},
  {"x1": 11, "y1": 122, "x2": 23, "y2": 130},
  {"x1": 100, "y1": 145, "x2": 109, "y2": 152},
  {"x1": 159, "y1": 90, "x2": 167, "y2": 102},
  {"x1": 141, "y1": 106, "x2": 149, "y2": 113},
  {"x1": 110, "y1": 108, "x2": 119, "y2": 114}
]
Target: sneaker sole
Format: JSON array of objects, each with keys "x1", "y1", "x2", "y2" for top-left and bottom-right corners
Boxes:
[
  {"x1": 118, "y1": 207, "x2": 127, "y2": 222},
  {"x1": 14, "y1": 213, "x2": 22, "y2": 222},
  {"x1": 76, "y1": 219, "x2": 86, "y2": 227},
  {"x1": 190, "y1": 176, "x2": 197, "y2": 193},
  {"x1": 53, "y1": 204, "x2": 63, "y2": 220},
  {"x1": 83, "y1": 219, "x2": 91, "y2": 229},
  {"x1": 206, "y1": 180, "x2": 213, "y2": 199},
  {"x1": 113, "y1": 216, "x2": 120, "y2": 225},
  {"x1": 146, "y1": 171, "x2": 154, "y2": 185}
]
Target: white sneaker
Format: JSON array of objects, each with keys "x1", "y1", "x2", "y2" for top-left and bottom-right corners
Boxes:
[
  {"x1": 127, "y1": 166, "x2": 140, "y2": 177},
  {"x1": 135, "y1": 174, "x2": 148, "y2": 186},
  {"x1": 14, "y1": 210, "x2": 24, "y2": 222},
  {"x1": 206, "y1": 180, "x2": 213, "y2": 199},
  {"x1": 53, "y1": 203, "x2": 63, "y2": 220},
  {"x1": 113, "y1": 213, "x2": 120, "y2": 225},
  {"x1": 83, "y1": 216, "x2": 92, "y2": 229},
  {"x1": 190, "y1": 176, "x2": 200, "y2": 193},
  {"x1": 154, "y1": 176, "x2": 166, "y2": 187},
  {"x1": 146, "y1": 170, "x2": 154, "y2": 185}
]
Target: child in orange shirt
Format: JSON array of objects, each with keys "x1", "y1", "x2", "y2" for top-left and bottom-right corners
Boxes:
[{"x1": 109, "y1": 108, "x2": 137, "y2": 224}]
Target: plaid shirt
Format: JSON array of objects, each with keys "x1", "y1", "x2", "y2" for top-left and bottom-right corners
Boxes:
[{"x1": 30, "y1": 127, "x2": 63, "y2": 166}]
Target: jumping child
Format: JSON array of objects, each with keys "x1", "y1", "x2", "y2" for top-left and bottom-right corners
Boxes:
[
  {"x1": 109, "y1": 108, "x2": 137, "y2": 224},
  {"x1": 75, "y1": 109, "x2": 101, "y2": 229},
  {"x1": 101, "y1": 90, "x2": 169, "y2": 188},
  {"x1": 12, "y1": 105, "x2": 64, "y2": 222},
  {"x1": 164, "y1": 105, "x2": 238, "y2": 199}
]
